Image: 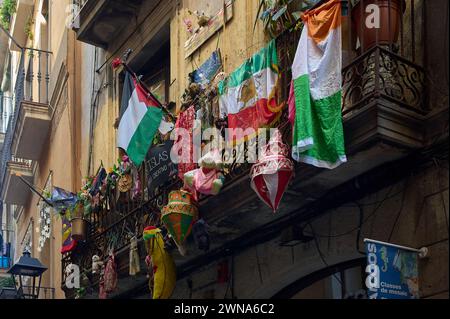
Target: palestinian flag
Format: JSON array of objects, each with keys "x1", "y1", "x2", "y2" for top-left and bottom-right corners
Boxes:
[
  {"x1": 290, "y1": 0, "x2": 347, "y2": 169},
  {"x1": 219, "y1": 40, "x2": 283, "y2": 144},
  {"x1": 117, "y1": 72, "x2": 163, "y2": 166}
]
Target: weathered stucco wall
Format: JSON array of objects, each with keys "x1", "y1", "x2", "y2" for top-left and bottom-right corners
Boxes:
[
  {"x1": 171, "y1": 0, "x2": 268, "y2": 110},
  {"x1": 170, "y1": 163, "x2": 448, "y2": 299}
]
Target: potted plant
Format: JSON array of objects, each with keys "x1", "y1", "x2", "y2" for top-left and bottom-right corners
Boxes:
[
  {"x1": 70, "y1": 177, "x2": 95, "y2": 241},
  {"x1": 70, "y1": 201, "x2": 89, "y2": 241},
  {"x1": 351, "y1": 0, "x2": 406, "y2": 52}
]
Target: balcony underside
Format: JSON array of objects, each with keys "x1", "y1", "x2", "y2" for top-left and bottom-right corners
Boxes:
[
  {"x1": 12, "y1": 101, "x2": 51, "y2": 161},
  {"x1": 73, "y1": 0, "x2": 146, "y2": 48},
  {"x1": 1, "y1": 161, "x2": 33, "y2": 206}
]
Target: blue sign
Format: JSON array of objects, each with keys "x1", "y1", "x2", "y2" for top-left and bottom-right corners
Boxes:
[
  {"x1": 365, "y1": 239, "x2": 419, "y2": 299},
  {"x1": 190, "y1": 50, "x2": 222, "y2": 85}
]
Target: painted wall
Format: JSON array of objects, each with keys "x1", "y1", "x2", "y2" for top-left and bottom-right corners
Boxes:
[{"x1": 10, "y1": 0, "x2": 79, "y2": 299}]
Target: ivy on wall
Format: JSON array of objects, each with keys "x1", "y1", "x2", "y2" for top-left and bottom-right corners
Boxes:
[{"x1": 0, "y1": 0, "x2": 17, "y2": 30}]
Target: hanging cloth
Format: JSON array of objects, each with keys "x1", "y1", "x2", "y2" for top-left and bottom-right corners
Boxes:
[
  {"x1": 173, "y1": 106, "x2": 198, "y2": 180},
  {"x1": 103, "y1": 253, "x2": 118, "y2": 293},
  {"x1": 143, "y1": 226, "x2": 176, "y2": 299},
  {"x1": 290, "y1": 0, "x2": 347, "y2": 169},
  {"x1": 129, "y1": 236, "x2": 141, "y2": 276}
]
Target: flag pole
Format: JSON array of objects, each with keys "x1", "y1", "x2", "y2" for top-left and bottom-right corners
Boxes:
[
  {"x1": 16, "y1": 175, "x2": 54, "y2": 207},
  {"x1": 120, "y1": 62, "x2": 176, "y2": 121}
]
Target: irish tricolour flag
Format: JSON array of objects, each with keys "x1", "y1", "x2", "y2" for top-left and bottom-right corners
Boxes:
[
  {"x1": 118, "y1": 72, "x2": 163, "y2": 166},
  {"x1": 290, "y1": 0, "x2": 347, "y2": 169}
]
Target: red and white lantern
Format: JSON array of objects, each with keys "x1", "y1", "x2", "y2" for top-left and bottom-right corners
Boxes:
[{"x1": 250, "y1": 130, "x2": 294, "y2": 212}]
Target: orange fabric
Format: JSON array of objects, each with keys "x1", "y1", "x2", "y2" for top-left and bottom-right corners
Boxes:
[{"x1": 302, "y1": 0, "x2": 341, "y2": 44}]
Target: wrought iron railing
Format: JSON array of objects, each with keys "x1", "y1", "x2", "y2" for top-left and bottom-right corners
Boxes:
[
  {"x1": 22, "y1": 285, "x2": 56, "y2": 299},
  {"x1": 342, "y1": 45, "x2": 426, "y2": 115},
  {"x1": 61, "y1": 178, "x2": 183, "y2": 290}
]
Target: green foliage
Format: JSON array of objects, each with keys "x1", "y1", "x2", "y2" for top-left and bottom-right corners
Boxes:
[
  {"x1": 0, "y1": 0, "x2": 17, "y2": 30},
  {"x1": 0, "y1": 276, "x2": 15, "y2": 289},
  {"x1": 253, "y1": 0, "x2": 312, "y2": 39},
  {"x1": 24, "y1": 15, "x2": 34, "y2": 41}
]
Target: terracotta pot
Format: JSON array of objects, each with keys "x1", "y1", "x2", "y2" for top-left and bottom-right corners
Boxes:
[
  {"x1": 71, "y1": 217, "x2": 88, "y2": 241},
  {"x1": 71, "y1": 204, "x2": 88, "y2": 241},
  {"x1": 352, "y1": 0, "x2": 405, "y2": 52}
]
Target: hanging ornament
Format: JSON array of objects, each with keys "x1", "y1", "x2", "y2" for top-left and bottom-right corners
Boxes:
[
  {"x1": 250, "y1": 130, "x2": 294, "y2": 212},
  {"x1": 129, "y1": 236, "x2": 141, "y2": 276},
  {"x1": 92, "y1": 255, "x2": 104, "y2": 274},
  {"x1": 103, "y1": 252, "x2": 118, "y2": 295},
  {"x1": 118, "y1": 174, "x2": 133, "y2": 193},
  {"x1": 161, "y1": 190, "x2": 198, "y2": 248},
  {"x1": 192, "y1": 219, "x2": 210, "y2": 252},
  {"x1": 143, "y1": 226, "x2": 176, "y2": 299},
  {"x1": 184, "y1": 149, "x2": 225, "y2": 199}
]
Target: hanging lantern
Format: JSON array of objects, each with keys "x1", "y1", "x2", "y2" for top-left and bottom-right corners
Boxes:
[
  {"x1": 161, "y1": 190, "x2": 198, "y2": 247},
  {"x1": 250, "y1": 130, "x2": 294, "y2": 212}
]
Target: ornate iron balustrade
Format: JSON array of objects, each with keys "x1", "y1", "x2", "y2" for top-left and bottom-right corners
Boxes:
[
  {"x1": 61, "y1": 178, "x2": 183, "y2": 291},
  {"x1": 342, "y1": 46, "x2": 426, "y2": 115}
]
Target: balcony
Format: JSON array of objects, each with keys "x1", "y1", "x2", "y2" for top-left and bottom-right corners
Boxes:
[
  {"x1": 12, "y1": 100, "x2": 51, "y2": 161},
  {"x1": 71, "y1": 0, "x2": 148, "y2": 48},
  {"x1": 61, "y1": 0, "x2": 430, "y2": 298},
  {"x1": 0, "y1": 47, "x2": 52, "y2": 205},
  {"x1": 1, "y1": 157, "x2": 33, "y2": 206}
]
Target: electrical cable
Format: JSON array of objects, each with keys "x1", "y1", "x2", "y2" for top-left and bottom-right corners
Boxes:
[
  {"x1": 387, "y1": 179, "x2": 409, "y2": 242},
  {"x1": 355, "y1": 201, "x2": 365, "y2": 255},
  {"x1": 303, "y1": 183, "x2": 398, "y2": 239},
  {"x1": 308, "y1": 222, "x2": 346, "y2": 296}
]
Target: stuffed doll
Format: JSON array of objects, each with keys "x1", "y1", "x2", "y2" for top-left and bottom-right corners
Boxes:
[
  {"x1": 92, "y1": 255, "x2": 104, "y2": 274},
  {"x1": 184, "y1": 149, "x2": 225, "y2": 198}
]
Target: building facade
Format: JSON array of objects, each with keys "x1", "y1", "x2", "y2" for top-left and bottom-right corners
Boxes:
[{"x1": 0, "y1": 0, "x2": 448, "y2": 299}]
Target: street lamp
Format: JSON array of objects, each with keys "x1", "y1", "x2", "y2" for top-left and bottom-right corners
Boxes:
[{"x1": 8, "y1": 250, "x2": 47, "y2": 299}]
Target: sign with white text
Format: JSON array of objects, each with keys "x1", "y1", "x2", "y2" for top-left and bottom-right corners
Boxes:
[
  {"x1": 146, "y1": 141, "x2": 178, "y2": 194},
  {"x1": 365, "y1": 239, "x2": 419, "y2": 299}
]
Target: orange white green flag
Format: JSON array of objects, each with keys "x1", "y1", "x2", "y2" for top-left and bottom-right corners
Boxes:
[{"x1": 290, "y1": 0, "x2": 347, "y2": 169}]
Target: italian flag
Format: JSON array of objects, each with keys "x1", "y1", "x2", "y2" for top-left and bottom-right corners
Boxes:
[
  {"x1": 219, "y1": 40, "x2": 283, "y2": 143},
  {"x1": 118, "y1": 72, "x2": 163, "y2": 166},
  {"x1": 290, "y1": 0, "x2": 347, "y2": 169}
]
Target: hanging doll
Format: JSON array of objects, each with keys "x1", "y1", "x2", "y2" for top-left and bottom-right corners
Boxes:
[
  {"x1": 184, "y1": 149, "x2": 225, "y2": 199},
  {"x1": 143, "y1": 226, "x2": 176, "y2": 299},
  {"x1": 92, "y1": 255, "x2": 104, "y2": 275},
  {"x1": 129, "y1": 236, "x2": 141, "y2": 276}
]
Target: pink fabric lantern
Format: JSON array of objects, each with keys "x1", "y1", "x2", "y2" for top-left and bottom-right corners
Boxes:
[{"x1": 250, "y1": 130, "x2": 294, "y2": 212}]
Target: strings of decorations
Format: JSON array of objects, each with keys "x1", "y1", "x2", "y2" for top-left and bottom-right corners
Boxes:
[
  {"x1": 60, "y1": 0, "x2": 347, "y2": 299},
  {"x1": 37, "y1": 173, "x2": 53, "y2": 253}
]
